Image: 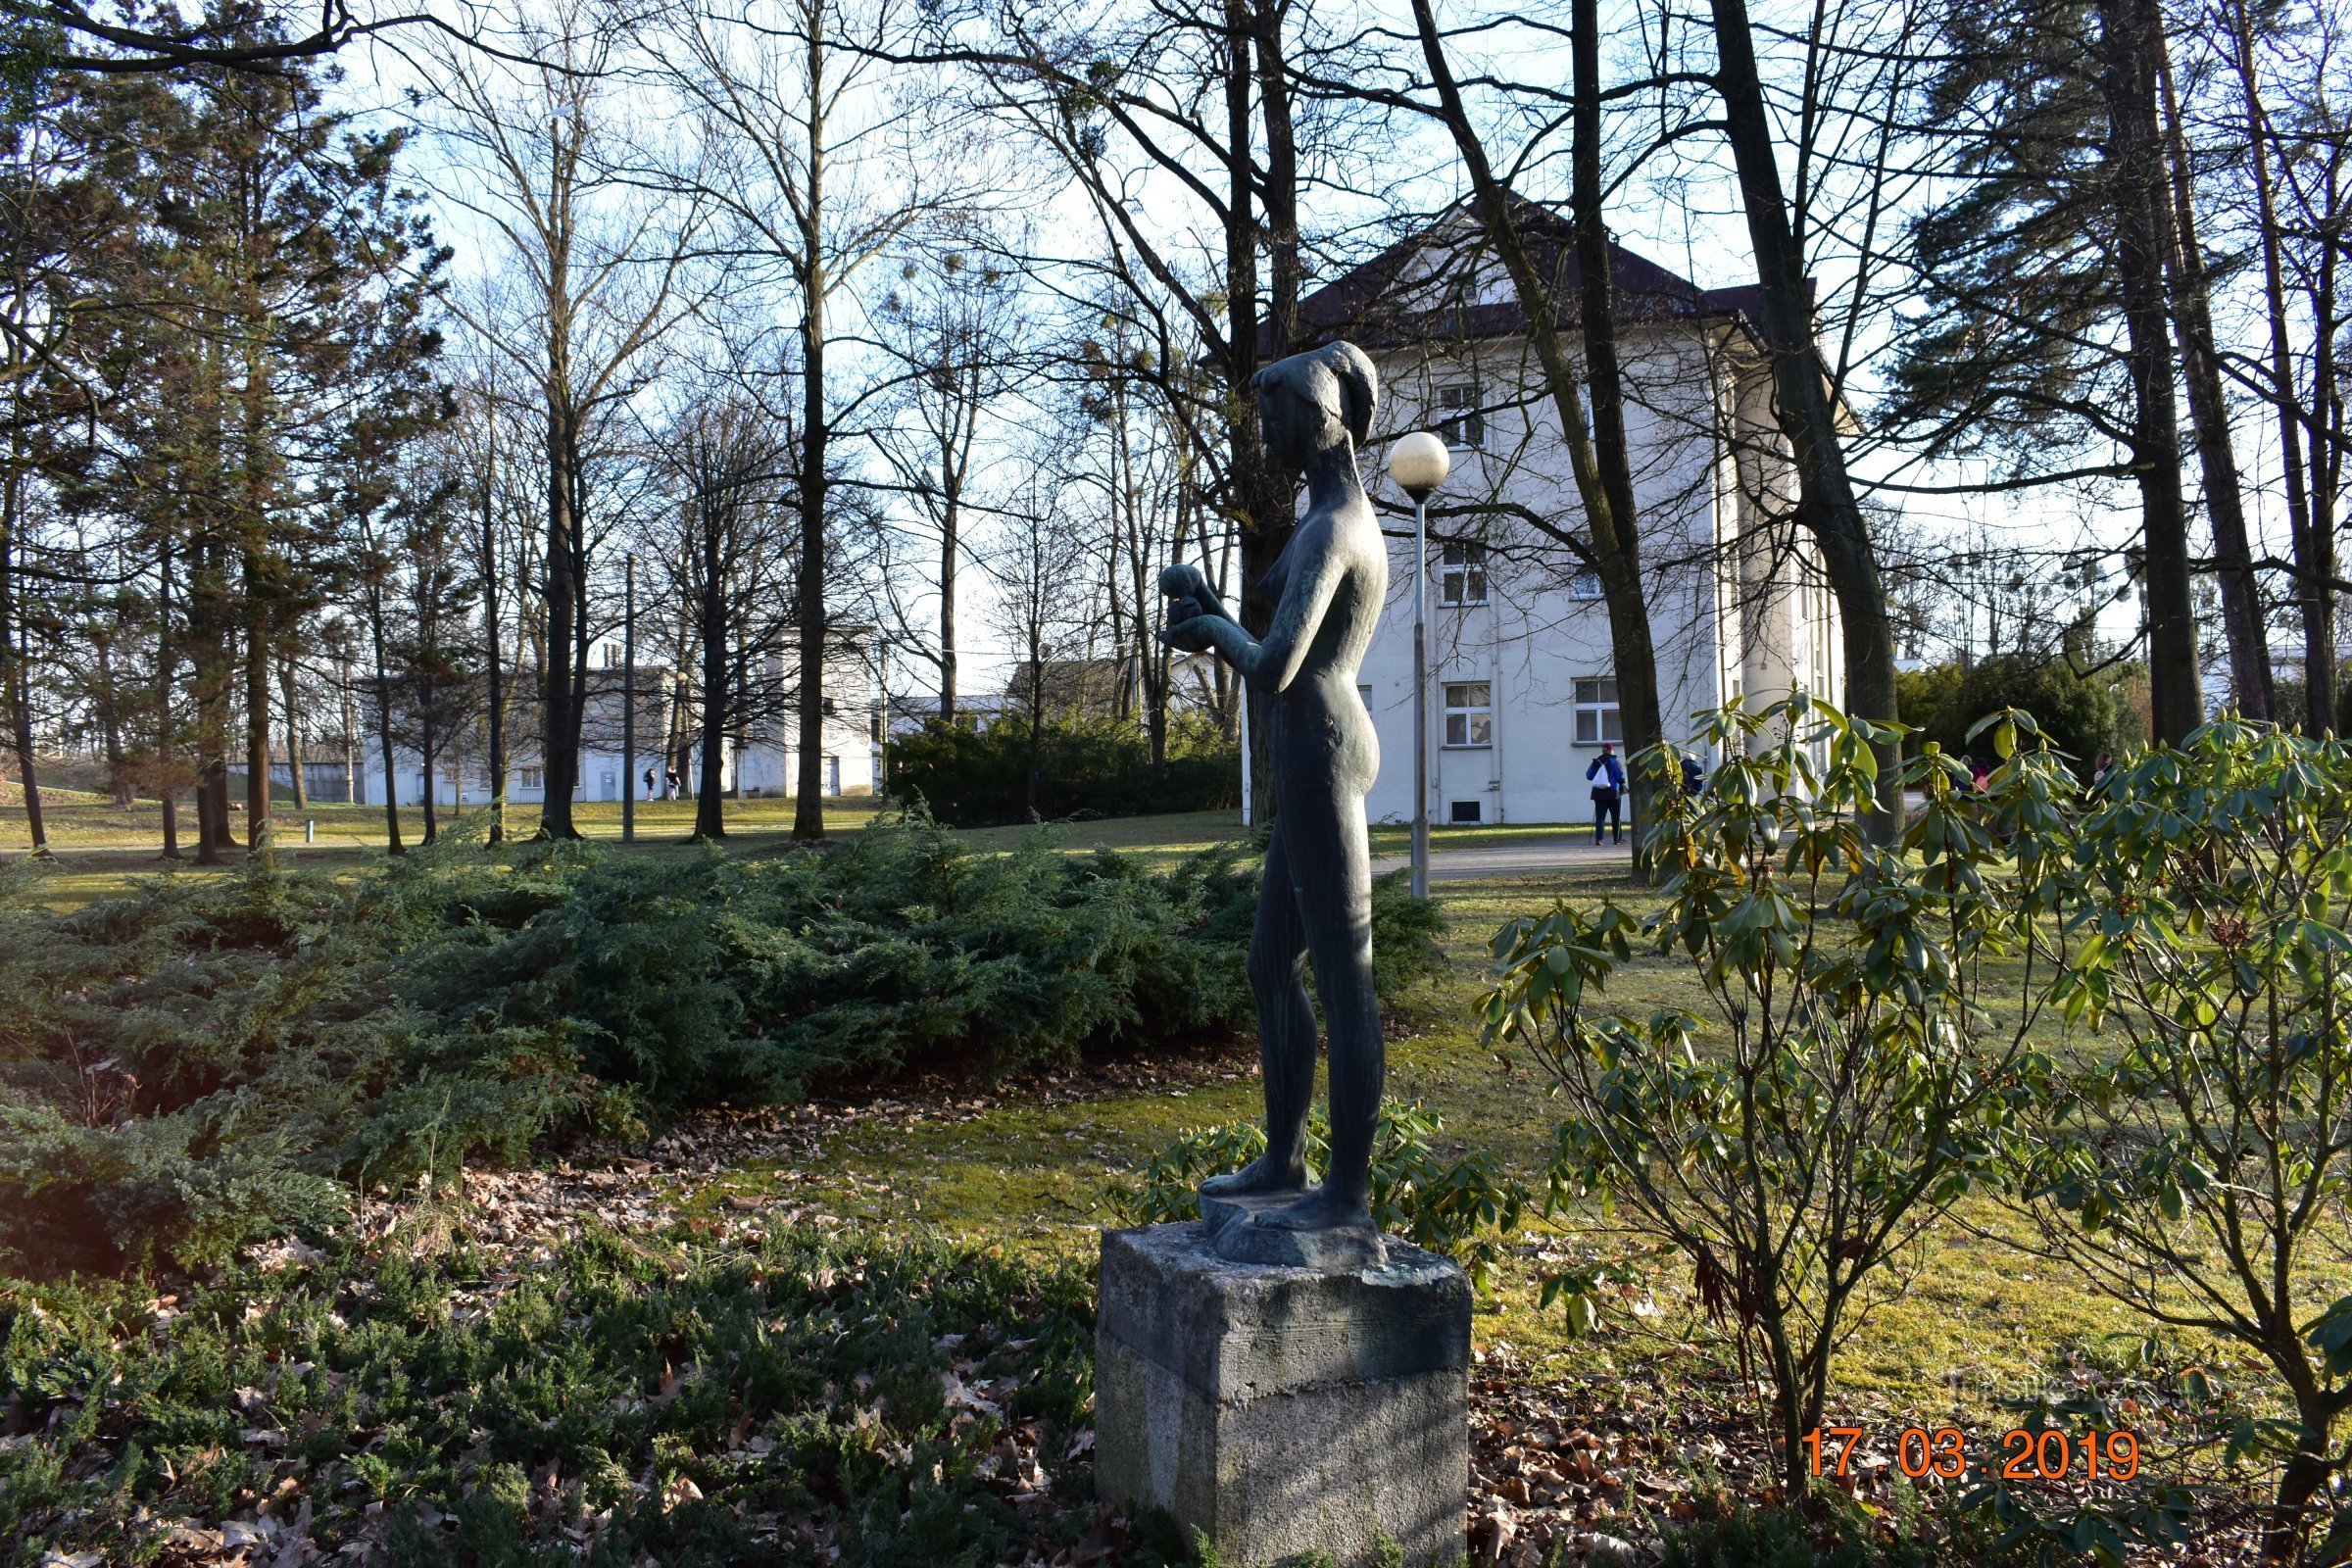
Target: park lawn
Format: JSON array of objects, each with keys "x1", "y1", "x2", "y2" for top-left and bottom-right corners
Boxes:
[
  {"x1": 689, "y1": 856, "x2": 2187, "y2": 1448},
  {"x1": 0, "y1": 805, "x2": 2266, "y2": 1461},
  {"x1": 0, "y1": 790, "x2": 892, "y2": 853},
  {"x1": 1, "y1": 802, "x2": 1594, "y2": 911},
  {"x1": 1366, "y1": 818, "x2": 1592, "y2": 857},
  {"x1": 0, "y1": 795, "x2": 900, "y2": 910}
]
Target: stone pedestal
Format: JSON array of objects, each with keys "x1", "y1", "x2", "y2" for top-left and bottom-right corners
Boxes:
[{"x1": 1095, "y1": 1221, "x2": 1471, "y2": 1568}]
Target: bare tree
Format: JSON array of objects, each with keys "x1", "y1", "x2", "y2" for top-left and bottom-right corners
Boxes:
[
  {"x1": 872, "y1": 238, "x2": 1027, "y2": 720},
  {"x1": 988, "y1": 460, "x2": 1092, "y2": 817},
  {"x1": 649, "y1": 0, "x2": 986, "y2": 840},
  {"x1": 427, "y1": 3, "x2": 701, "y2": 839},
  {"x1": 649, "y1": 393, "x2": 796, "y2": 839}
]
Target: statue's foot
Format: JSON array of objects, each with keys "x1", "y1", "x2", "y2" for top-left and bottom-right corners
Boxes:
[
  {"x1": 1200, "y1": 1155, "x2": 1306, "y2": 1200},
  {"x1": 1252, "y1": 1185, "x2": 1373, "y2": 1234}
]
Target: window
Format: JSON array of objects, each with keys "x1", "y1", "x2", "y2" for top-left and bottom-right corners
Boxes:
[
  {"x1": 1444, "y1": 681, "x2": 1493, "y2": 748},
  {"x1": 1570, "y1": 567, "x2": 1602, "y2": 601},
  {"x1": 1449, "y1": 799, "x2": 1484, "y2": 824},
  {"x1": 1574, "y1": 677, "x2": 1622, "y2": 745},
  {"x1": 1358, "y1": 683, "x2": 1374, "y2": 709},
  {"x1": 1437, "y1": 383, "x2": 1484, "y2": 450},
  {"x1": 518, "y1": 767, "x2": 543, "y2": 790},
  {"x1": 1441, "y1": 543, "x2": 1489, "y2": 607}
]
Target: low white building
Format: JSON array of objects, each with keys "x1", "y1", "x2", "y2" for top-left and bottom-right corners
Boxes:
[
  {"x1": 1292, "y1": 210, "x2": 1843, "y2": 825},
  {"x1": 358, "y1": 637, "x2": 877, "y2": 808}
]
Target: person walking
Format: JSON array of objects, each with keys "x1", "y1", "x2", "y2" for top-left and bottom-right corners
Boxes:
[{"x1": 1587, "y1": 742, "x2": 1626, "y2": 845}]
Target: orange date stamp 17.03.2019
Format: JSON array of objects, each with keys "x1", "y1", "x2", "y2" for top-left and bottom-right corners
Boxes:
[{"x1": 1804, "y1": 1426, "x2": 2142, "y2": 1484}]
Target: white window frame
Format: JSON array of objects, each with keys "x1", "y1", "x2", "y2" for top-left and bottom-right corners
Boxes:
[
  {"x1": 1441, "y1": 542, "x2": 1489, "y2": 607},
  {"x1": 1573, "y1": 677, "x2": 1622, "y2": 746},
  {"x1": 1569, "y1": 567, "x2": 1602, "y2": 601},
  {"x1": 1437, "y1": 383, "x2": 1484, "y2": 450},
  {"x1": 1443, "y1": 680, "x2": 1494, "y2": 748},
  {"x1": 518, "y1": 766, "x2": 543, "y2": 791}
]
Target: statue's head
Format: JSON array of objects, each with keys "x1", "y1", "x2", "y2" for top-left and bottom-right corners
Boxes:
[{"x1": 1251, "y1": 341, "x2": 1377, "y2": 470}]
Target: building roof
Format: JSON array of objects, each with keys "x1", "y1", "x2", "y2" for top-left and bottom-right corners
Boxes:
[{"x1": 1274, "y1": 201, "x2": 1793, "y2": 356}]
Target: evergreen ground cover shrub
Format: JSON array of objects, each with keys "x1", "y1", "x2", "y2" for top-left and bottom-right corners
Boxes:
[
  {"x1": 0, "y1": 814, "x2": 1443, "y2": 1277},
  {"x1": 886, "y1": 712, "x2": 1240, "y2": 827},
  {"x1": 0, "y1": 1222, "x2": 1100, "y2": 1568}
]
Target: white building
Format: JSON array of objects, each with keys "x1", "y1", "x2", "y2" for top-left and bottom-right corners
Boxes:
[
  {"x1": 1297, "y1": 211, "x2": 1843, "y2": 825},
  {"x1": 358, "y1": 636, "x2": 877, "y2": 808}
]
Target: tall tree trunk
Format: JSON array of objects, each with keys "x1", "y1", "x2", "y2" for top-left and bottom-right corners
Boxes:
[
  {"x1": 1572, "y1": 0, "x2": 1666, "y2": 866},
  {"x1": 940, "y1": 417, "x2": 959, "y2": 721},
  {"x1": 1707, "y1": 0, "x2": 1905, "y2": 835},
  {"x1": 418, "y1": 719, "x2": 439, "y2": 845},
  {"x1": 2227, "y1": 0, "x2": 2328, "y2": 732},
  {"x1": 2158, "y1": 37, "x2": 2271, "y2": 719},
  {"x1": 97, "y1": 631, "x2": 130, "y2": 806},
  {"x1": 2306, "y1": 245, "x2": 2341, "y2": 733},
  {"x1": 191, "y1": 531, "x2": 236, "y2": 863},
  {"x1": 794, "y1": 28, "x2": 832, "y2": 844},
  {"x1": 338, "y1": 651, "x2": 357, "y2": 806},
  {"x1": 1, "y1": 467, "x2": 47, "y2": 857},
  {"x1": 365, "y1": 574, "x2": 404, "y2": 856},
  {"x1": 243, "y1": 579, "x2": 271, "y2": 848},
  {"x1": 695, "y1": 538, "x2": 727, "y2": 840},
  {"x1": 538, "y1": 391, "x2": 583, "y2": 838},
  {"x1": 1226, "y1": 0, "x2": 1284, "y2": 824},
  {"x1": 2098, "y1": 0, "x2": 2201, "y2": 745},
  {"x1": 279, "y1": 656, "x2": 308, "y2": 808},
  {"x1": 158, "y1": 534, "x2": 181, "y2": 858},
  {"x1": 1410, "y1": 0, "x2": 1665, "y2": 862},
  {"x1": 481, "y1": 449, "x2": 507, "y2": 844},
  {"x1": 239, "y1": 316, "x2": 276, "y2": 850}
]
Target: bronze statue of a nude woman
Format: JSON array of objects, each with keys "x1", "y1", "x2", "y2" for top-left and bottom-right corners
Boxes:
[{"x1": 1160, "y1": 340, "x2": 1390, "y2": 1267}]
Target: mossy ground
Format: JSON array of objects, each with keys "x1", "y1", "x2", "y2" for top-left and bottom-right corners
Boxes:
[
  {"x1": 683, "y1": 853, "x2": 2187, "y2": 1446},
  {"x1": 1, "y1": 808, "x2": 2264, "y2": 1520}
]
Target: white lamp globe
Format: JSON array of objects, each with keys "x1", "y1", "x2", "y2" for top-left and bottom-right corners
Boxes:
[{"x1": 1389, "y1": 430, "x2": 1451, "y2": 499}]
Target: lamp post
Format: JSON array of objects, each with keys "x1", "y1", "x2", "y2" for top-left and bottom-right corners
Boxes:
[{"x1": 1387, "y1": 431, "x2": 1450, "y2": 901}]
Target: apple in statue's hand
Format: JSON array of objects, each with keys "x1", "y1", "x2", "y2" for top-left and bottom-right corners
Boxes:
[
  {"x1": 1158, "y1": 564, "x2": 1220, "y2": 651},
  {"x1": 1159, "y1": 563, "x2": 1211, "y2": 617}
]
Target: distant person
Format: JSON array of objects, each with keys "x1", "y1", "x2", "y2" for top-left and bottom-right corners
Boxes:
[
  {"x1": 643, "y1": 766, "x2": 657, "y2": 802},
  {"x1": 1679, "y1": 751, "x2": 1705, "y2": 799},
  {"x1": 2089, "y1": 751, "x2": 2115, "y2": 792},
  {"x1": 1587, "y1": 742, "x2": 1625, "y2": 846},
  {"x1": 1965, "y1": 754, "x2": 1989, "y2": 793},
  {"x1": 663, "y1": 766, "x2": 680, "y2": 801}
]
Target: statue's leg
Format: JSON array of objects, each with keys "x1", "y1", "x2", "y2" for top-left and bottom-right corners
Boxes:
[
  {"x1": 1255, "y1": 790, "x2": 1382, "y2": 1233},
  {"x1": 1200, "y1": 817, "x2": 1314, "y2": 1198}
]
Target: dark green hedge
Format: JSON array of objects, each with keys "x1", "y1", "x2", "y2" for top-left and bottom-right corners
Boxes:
[
  {"x1": 0, "y1": 813, "x2": 1441, "y2": 1274},
  {"x1": 886, "y1": 713, "x2": 1240, "y2": 827}
]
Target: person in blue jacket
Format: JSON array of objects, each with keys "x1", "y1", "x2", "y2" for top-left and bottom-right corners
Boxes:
[{"x1": 1587, "y1": 742, "x2": 1626, "y2": 845}]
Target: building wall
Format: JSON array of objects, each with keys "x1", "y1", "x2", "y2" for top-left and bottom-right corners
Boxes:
[
  {"x1": 358, "y1": 645, "x2": 878, "y2": 808},
  {"x1": 1352, "y1": 319, "x2": 1839, "y2": 826}
]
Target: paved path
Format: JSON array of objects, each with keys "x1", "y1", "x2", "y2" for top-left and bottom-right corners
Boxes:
[{"x1": 1371, "y1": 835, "x2": 1623, "y2": 883}]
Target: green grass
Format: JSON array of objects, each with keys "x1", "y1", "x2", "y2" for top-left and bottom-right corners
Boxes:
[
  {"x1": 684, "y1": 856, "x2": 2171, "y2": 1443},
  {"x1": 1366, "y1": 819, "x2": 1592, "y2": 856},
  {"x1": 0, "y1": 791, "x2": 891, "y2": 852},
  {"x1": 0, "y1": 808, "x2": 2257, "y2": 1509}
]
